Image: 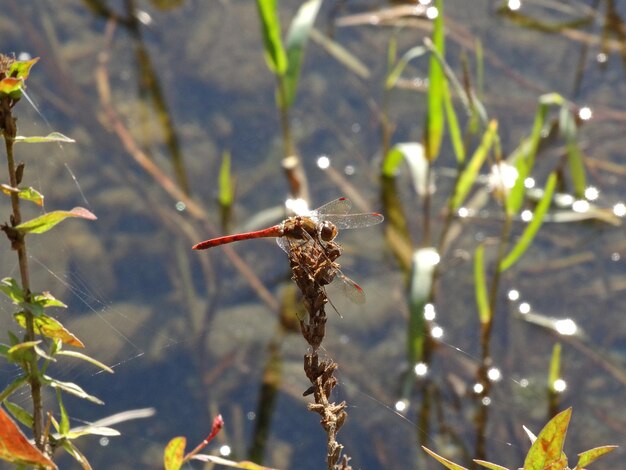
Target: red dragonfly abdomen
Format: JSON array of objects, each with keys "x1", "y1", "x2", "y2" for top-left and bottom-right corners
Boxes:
[{"x1": 192, "y1": 225, "x2": 284, "y2": 250}]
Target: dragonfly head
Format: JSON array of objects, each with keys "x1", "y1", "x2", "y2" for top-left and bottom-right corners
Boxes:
[{"x1": 319, "y1": 221, "x2": 338, "y2": 242}]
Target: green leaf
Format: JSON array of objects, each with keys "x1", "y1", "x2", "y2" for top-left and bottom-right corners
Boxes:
[
  {"x1": 548, "y1": 343, "x2": 561, "y2": 393},
  {"x1": 0, "y1": 185, "x2": 44, "y2": 206},
  {"x1": 451, "y1": 120, "x2": 498, "y2": 210},
  {"x1": 57, "y1": 389, "x2": 70, "y2": 436},
  {"x1": 474, "y1": 244, "x2": 490, "y2": 324},
  {"x1": 44, "y1": 376, "x2": 104, "y2": 405},
  {"x1": 15, "y1": 207, "x2": 97, "y2": 235},
  {"x1": 7, "y1": 340, "x2": 41, "y2": 355},
  {"x1": 473, "y1": 460, "x2": 509, "y2": 470},
  {"x1": 14, "y1": 312, "x2": 84, "y2": 348},
  {"x1": 422, "y1": 446, "x2": 469, "y2": 470},
  {"x1": 8, "y1": 57, "x2": 39, "y2": 80},
  {"x1": 3, "y1": 400, "x2": 33, "y2": 428},
  {"x1": 385, "y1": 45, "x2": 427, "y2": 89},
  {"x1": 66, "y1": 425, "x2": 120, "y2": 440},
  {"x1": 0, "y1": 278, "x2": 24, "y2": 304},
  {"x1": 443, "y1": 78, "x2": 465, "y2": 163},
  {"x1": 559, "y1": 106, "x2": 586, "y2": 197},
  {"x1": 574, "y1": 445, "x2": 618, "y2": 469},
  {"x1": 424, "y1": 0, "x2": 446, "y2": 162},
  {"x1": 164, "y1": 436, "x2": 186, "y2": 470},
  {"x1": 32, "y1": 291, "x2": 67, "y2": 309},
  {"x1": 56, "y1": 350, "x2": 113, "y2": 374},
  {"x1": 408, "y1": 248, "x2": 439, "y2": 364},
  {"x1": 218, "y1": 150, "x2": 233, "y2": 207},
  {"x1": 14, "y1": 132, "x2": 75, "y2": 144},
  {"x1": 523, "y1": 407, "x2": 571, "y2": 470},
  {"x1": 60, "y1": 440, "x2": 91, "y2": 469},
  {"x1": 284, "y1": 0, "x2": 322, "y2": 107},
  {"x1": 500, "y1": 172, "x2": 556, "y2": 272},
  {"x1": 382, "y1": 143, "x2": 430, "y2": 196},
  {"x1": 256, "y1": 0, "x2": 288, "y2": 75}
]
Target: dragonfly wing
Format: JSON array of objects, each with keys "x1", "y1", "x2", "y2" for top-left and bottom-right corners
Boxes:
[
  {"x1": 323, "y1": 212, "x2": 384, "y2": 230},
  {"x1": 333, "y1": 273, "x2": 366, "y2": 304},
  {"x1": 312, "y1": 197, "x2": 352, "y2": 216}
]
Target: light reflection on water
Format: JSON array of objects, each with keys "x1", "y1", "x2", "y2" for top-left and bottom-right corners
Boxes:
[{"x1": 0, "y1": 1, "x2": 625, "y2": 468}]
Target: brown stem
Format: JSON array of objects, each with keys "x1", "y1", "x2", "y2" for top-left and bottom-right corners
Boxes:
[{"x1": 2, "y1": 98, "x2": 44, "y2": 450}]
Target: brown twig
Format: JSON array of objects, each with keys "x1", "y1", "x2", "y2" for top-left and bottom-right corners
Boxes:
[{"x1": 288, "y1": 240, "x2": 352, "y2": 470}]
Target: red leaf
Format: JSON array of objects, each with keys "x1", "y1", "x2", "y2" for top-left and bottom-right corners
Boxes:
[{"x1": 0, "y1": 406, "x2": 57, "y2": 469}]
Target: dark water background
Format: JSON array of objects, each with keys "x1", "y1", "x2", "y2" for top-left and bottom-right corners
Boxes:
[{"x1": 1, "y1": 0, "x2": 625, "y2": 468}]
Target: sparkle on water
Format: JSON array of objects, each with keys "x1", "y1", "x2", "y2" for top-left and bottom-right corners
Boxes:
[
  {"x1": 519, "y1": 302, "x2": 531, "y2": 314},
  {"x1": 524, "y1": 177, "x2": 535, "y2": 189},
  {"x1": 508, "y1": 289, "x2": 520, "y2": 301},
  {"x1": 508, "y1": 0, "x2": 522, "y2": 11},
  {"x1": 219, "y1": 445, "x2": 232, "y2": 456},
  {"x1": 487, "y1": 367, "x2": 502, "y2": 382},
  {"x1": 394, "y1": 399, "x2": 409, "y2": 413},
  {"x1": 458, "y1": 207, "x2": 470, "y2": 218},
  {"x1": 414, "y1": 362, "x2": 428, "y2": 376},
  {"x1": 572, "y1": 199, "x2": 590, "y2": 213},
  {"x1": 473, "y1": 383, "x2": 484, "y2": 394},
  {"x1": 613, "y1": 202, "x2": 626, "y2": 217},
  {"x1": 578, "y1": 106, "x2": 593, "y2": 120},
  {"x1": 552, "y1": 378, "x2": 567, "y2": 393},
  {"x1": 423, "y1": 303, "x2": 436, "y2": 320},
  {"x1": 316, "y1": 155, "x2": 330, "y2": 169},
  {"x1": 520, "y1": 209, "x2": 533, "y2": 222},
  {"x1": 431, "y1": 325, "x2": 444, "y2": 339},
  {"x1": 426, "y1": 6, "x2": 439, "y2": 19},
  {"x1": 584, "y1": 186, "x2": 599, "y2": 201},
  {"x1": 554, "y1": 318, "x2": 578, "y2": 336}
]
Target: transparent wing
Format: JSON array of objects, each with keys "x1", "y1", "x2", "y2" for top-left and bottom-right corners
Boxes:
[
  {"x1": 311, "y1": 198, "x2": 352, "y2": 216},
  {"x1": 332, "y1": 273, "x2": 366, "y2": 304},
  {"x1": 321, "y1": 212, "x2": 384, "y2": 230}
]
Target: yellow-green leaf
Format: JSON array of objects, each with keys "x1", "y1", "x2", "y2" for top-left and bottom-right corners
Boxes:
[
  {"x1": 164, "y1": 436, "x2": 186, "y2": 470},
  {"x1": 500, "y1": 172, "x2": 556, "y2": 272},
  {"x1": 474, "y1": 244, "x2": 490, "y2": 324},
  {"x1": 0, "y1": 185, "x2": 44, "y2": 206},
  {"x1": 422, "y1": 446, "x2": 469, "y2": 470},
  {"x1": 14, "y1": 312, "x2": 84, "y2": 348},
  {"x1": 574, "y1": 445, "x2": 618, "y2": 469},
  {"x1": 8, "y1": 57, "x2": 39, "y2": 80},
  {"x1": 14, "y1": 132, "x2": 75, "y2": 144},
  {"x1": 57, "y1": 350, "x2": 113, "y2": 373},
  {"x1": 15, "y1": 207, "x2": 97, "y2": 235},
  {"x1": 523, "y1": 408, "x2": 571, "y2": 470}
]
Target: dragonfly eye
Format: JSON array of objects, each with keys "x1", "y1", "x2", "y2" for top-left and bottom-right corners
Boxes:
[{"x1": 319, "y1": 222, "x2": 337, "y2": 242}]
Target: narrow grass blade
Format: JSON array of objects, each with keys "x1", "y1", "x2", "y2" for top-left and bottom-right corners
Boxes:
[
  {"x1": 451, "y1": 120, "x2": 498, "y2": 211},
  {"x1": 385, "y1": 45, "x2": 427, "y2": 89},
  {"x1": 284, "y1": 0, "x2": 322, "y2": 107},
  {"x1": 423, "y1": 0, "x2": 445, "y2": 162},
  {"x1": 559, "y1": 105, "x2": 587, "y2": 197},
  {"x1": 443, "y1": 79, "x2": 465, "y2": 163},
  {"x1": 218, "y1": 150, "x2": 233, "y2": 207},
  {"x1": 474, "y1": 244, "x2": 490, "y2": 324},
  {"x1": 473, "y1": 461, "x2": 508, "y2": 470},
  {"x1": 408, "y1": 248, "x2": 439, "y2": 364},
  {"x1": 255, "y1": 0, "x2": 288, "y2": 75},
  {"x1": 309, "y1": 28, "x2": 370, "y2": 79},
  {"x1": 548, "y1": 342, "x2": 561, "y2": 393},
  {"x1": 422, "y1": 446, "x2": 469, "y2": 470},
  {"x1": 500, "y1": 172, "x2": 556, "y2": 272},
  {"x1": 506, "y1": 93, "x2": 563, "y2": 216}
]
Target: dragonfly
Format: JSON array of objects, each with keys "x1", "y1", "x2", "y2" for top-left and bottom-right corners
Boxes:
[{"x1": 192, "y1": 197, "x2": 384, "y2": 303}]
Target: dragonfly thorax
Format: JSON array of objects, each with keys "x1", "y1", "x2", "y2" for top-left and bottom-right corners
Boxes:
[{"x1": 280, "y1": 216, "x2": 338, "y2": 243}]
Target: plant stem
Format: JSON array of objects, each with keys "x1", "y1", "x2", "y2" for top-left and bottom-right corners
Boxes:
[{"x1": 2, "y1": 97, "x2": 44, "y2": 450}]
